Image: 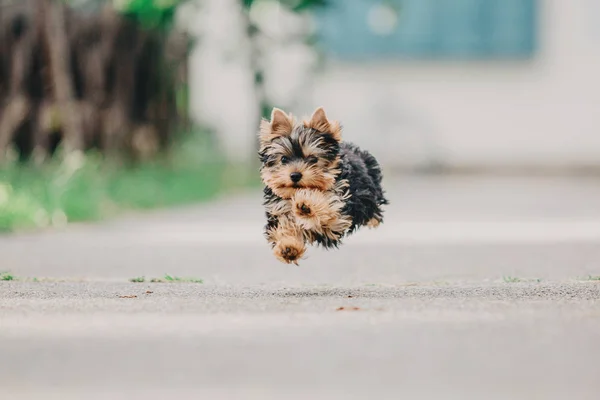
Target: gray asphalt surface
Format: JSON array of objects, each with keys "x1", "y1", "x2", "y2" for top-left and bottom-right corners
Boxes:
[{"x1": 2, "y1": 175, "x2": 600, "y2": 399}]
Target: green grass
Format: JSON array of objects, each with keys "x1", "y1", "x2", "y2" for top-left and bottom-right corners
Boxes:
[
  {"x1": 149, "y1": 274, "x2": 203, "y2": 283},
  {"x1": 0, "y1": 131, "x2": 259, "y2": 232},
  {"x1": 129, "y1": 276, "x2": 146, "y2": 283},
  {"x1": 501, "y1": 276, "x2": 542, "y2": 283},
  {"x1": 583, "y1": 275, "x2": 600, "y2": 281},
  {"x1": 0, "y1": 272, "x2": 16, "y2": 281}
]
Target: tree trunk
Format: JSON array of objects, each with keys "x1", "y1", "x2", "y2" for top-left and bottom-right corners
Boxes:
[
  {"x1": 0, "y1": 0, "x2": 190, "y2": 162},
  {"x1": 40, "y1": 0, "x2": 83, "y2": 153},
  {"x1": 0, "y1": 7, "x2": 35, "y2": 159}
]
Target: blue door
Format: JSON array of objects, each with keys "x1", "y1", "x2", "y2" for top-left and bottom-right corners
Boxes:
[{"x1": 314, "y1": 0, "x2": 537, "y2": 60}]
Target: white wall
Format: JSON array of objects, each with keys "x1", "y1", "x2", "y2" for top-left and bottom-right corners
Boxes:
[
  {"x1": 182, "y1": 0, "x2": 316, "y2": 164},
  {"x1": 305, "y1": 0, "x2": 600, "y2": 170},
  {"x1": 182, "y1": 0, "x2": 258, "y2": 163},
  {"x1": 185, "y1": 0, "x2": 600, "y2": 170}
]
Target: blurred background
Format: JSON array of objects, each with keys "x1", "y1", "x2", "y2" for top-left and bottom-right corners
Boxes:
[
  {"x1": 0, "y1": 0, "x2": 599, "y2": 231},
  {"x1": 3, "y1": 3, "x2": 600, "y2": 399}
]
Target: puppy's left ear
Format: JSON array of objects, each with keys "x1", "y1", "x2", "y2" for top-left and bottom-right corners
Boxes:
[{"x1": 304, "y1": 107, "x2": 342, "y2": 141}]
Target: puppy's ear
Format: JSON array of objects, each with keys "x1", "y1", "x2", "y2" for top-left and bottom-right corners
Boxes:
[
  {"x1": 304, "y1": 107, "x2": 342, "y2": 141},
  {"x1": 259, "y1": 108, "x2": 294, "y2": 143}
]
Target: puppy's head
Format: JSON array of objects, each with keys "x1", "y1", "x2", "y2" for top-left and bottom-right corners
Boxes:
[{"x1": 258, "y1": 107, "x2": 342, "y2": 199}]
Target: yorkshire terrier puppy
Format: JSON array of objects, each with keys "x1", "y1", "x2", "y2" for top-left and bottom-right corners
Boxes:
[{"x1": 259, "y1": 106, "x2": 388, "y2": 264}]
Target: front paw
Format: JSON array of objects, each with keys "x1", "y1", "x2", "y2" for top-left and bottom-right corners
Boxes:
[
  {"x1": 273, "y1": 238, "x2": 306, "y2": 265},
  {"x1": 291, "y1": 189, "x2": 331, "y2": 230},
  {"x1": 297, "y1": 202, "x2": 312, "y2": 216}
]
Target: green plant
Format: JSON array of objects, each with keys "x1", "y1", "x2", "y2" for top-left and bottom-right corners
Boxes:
[
  {"x1": 242, "y1": 0, "x2": 328, "y2": 12},
  {"x1": 503, "y1": 276, "x2": 521, "y2": 283},
  {"x1": 113, "y1": 0, "x2": 191, "y2": 30},
  {"x1": 0, "y1": 156, "x2": 223, "y2": 231},
  {"x1": 0, "y1": 272, "x2": 16, "y2": 281},
  {"x1": 0, "y1": 129, "x2": 259, "y2": 232},
  {"x1": 150, "y1": 274, "x2": 203, "y2": 283},
  {"x1": 130, "y1": 276, "x2": 146, "y2": 283}
]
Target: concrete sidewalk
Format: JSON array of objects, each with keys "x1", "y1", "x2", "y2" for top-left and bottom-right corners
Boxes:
[{"x1": 1, "y1": 175, "x2": 600, "y2": 399}]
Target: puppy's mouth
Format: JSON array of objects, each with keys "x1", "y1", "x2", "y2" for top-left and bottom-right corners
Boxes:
[
  {"x1": 278, "y1": 182, "x2": 303, "y2": 189},
  {"x1": 271, "y1": 182, "x2": 315, "y2": 199}
]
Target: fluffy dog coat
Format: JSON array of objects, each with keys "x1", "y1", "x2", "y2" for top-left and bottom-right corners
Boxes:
[{"x1": 259, "y1": 107, "x2": 388, "y2": 264}]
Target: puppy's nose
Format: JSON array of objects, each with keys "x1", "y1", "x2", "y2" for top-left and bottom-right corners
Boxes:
[{"x1": 290, "y1": 172, "x2": 302, "y2": 183}]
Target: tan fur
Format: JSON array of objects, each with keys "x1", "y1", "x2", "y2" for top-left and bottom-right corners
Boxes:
[
  {"x1": 259, "y1": 108, "x2": 295, "y2": 144},
  {"x1": 298, "y1": 134, "x2": 330, "y2": 158},
  {"x1": 261, "y1": 160, "x2": 340, "y2": 199},
  {"x1": 367, "y1": 218, "x2": 381, "y2": 229},
  {"x1": 303, "y1": 107, "x2": 342, "y2": 142},
  {"x1": 292, "y1": 181, "x2": 352, "y2": 243},
  {"x1": 291, "y1": 189, "x2": 351, "y2": 233},
  {"x1": 266, "y1": 215, "x2": 306, "y2": 265}
]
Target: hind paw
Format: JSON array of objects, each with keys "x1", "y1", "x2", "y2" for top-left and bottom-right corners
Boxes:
[
  {"x1": 273, "y1": 238, "x2": 306, "y2": 265},
  {"x1": 367, "y1": 218, "x2": 381, "y2": 229}
]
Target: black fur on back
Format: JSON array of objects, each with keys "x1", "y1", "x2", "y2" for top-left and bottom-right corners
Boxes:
[
  {"x1": 338, "y1": 142, "x2": 388, "y2": 228},
  {"x1": 308, "y1": 141, "x2": 388, "y2": 248}
]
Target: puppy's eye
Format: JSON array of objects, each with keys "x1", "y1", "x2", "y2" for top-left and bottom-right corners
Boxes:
[
  {"x1": 280, "y1": 156, "x2": 290, "y2": 164},
  {"x1": 306, "y1": 156, "x2": 318, "y2": 165}
]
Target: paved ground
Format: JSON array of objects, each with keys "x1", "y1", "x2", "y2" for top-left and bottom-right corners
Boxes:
[{"x1": 1, "y1": 175, "x2": 600, "y2": 399}]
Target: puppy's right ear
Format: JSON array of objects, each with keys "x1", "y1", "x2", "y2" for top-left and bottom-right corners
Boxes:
[
  {"x1": 259, "y1": 108, "x2": 294, "y2": 143},
  {"x1": 304, "y1": 106, "x2": 342, "y2": 142}
]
